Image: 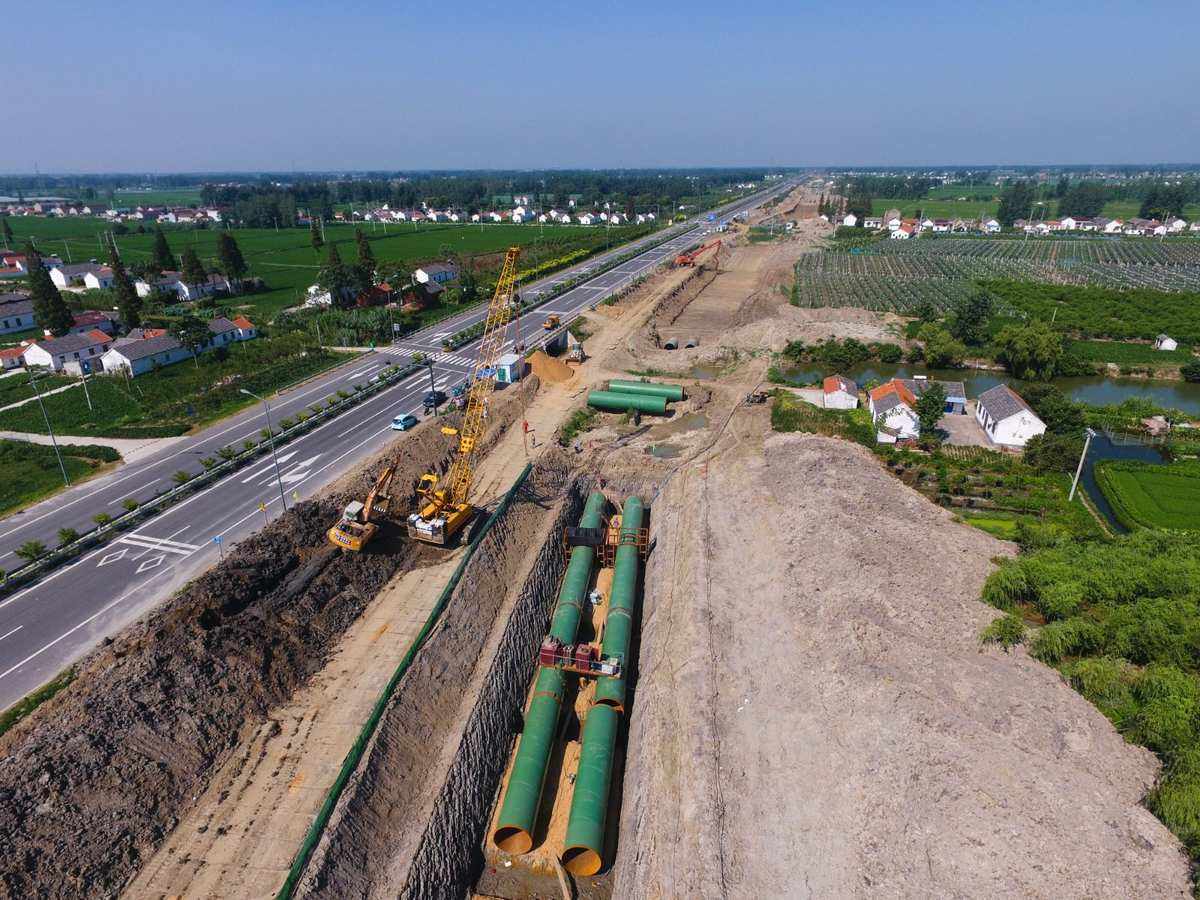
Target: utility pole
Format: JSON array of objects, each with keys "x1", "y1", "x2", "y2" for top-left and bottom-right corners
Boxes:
[
  {"x1": 31, "y1": 372, "x2": 70, "y2": 487},
  {"x1": 79, "y1": 370, "x2": 93, "y2": 411},
  {"x1": 1068, "y1": 427, "x2": 1097, "y2": 502},
  {"x1": 63, "y1": 239, "x2": 72, "y2": 263},
  {"x1": 240, "y1": 388, "x2": 288, "y2": 512}
]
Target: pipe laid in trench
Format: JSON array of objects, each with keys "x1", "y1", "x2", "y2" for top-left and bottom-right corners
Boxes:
[
  {"x1": 491, "y1": 491, "x2": 607, "y2": 855},
  {"x1": 607, "y1": 379, "x2": 686, "y2": 402},
  {"x1": 562, "y1": 495, "x2": 645, "y2": 876},
  {"x1": 593, "y1": 496, "x2": 644, "y2": 713}
]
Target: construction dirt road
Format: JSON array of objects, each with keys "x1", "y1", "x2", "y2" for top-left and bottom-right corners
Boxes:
[{"x1": 0, "y1": 195, "x2": 1191, "y2": 899}]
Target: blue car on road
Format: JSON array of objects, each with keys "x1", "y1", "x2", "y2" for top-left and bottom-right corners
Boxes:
[{"x1": 391, "y1": 413, "x2": 419, "y2": 431}]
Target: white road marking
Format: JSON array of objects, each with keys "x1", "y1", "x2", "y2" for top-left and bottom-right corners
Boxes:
[
  {"x1": 129, "y1": 531, "x2": 199, "y2": 551},
  {"x1": 96, "y1": 548, "x2": 129, "y2": 567},
  {"x1": 239, "y1": 449, "x2": 300, "y2": 483},
  {"x1": 108, "y1": 479, "x2": 159, "y2": 506},
  {"x1": 117, "y1": 537, "x2": 194, "y2": 557},
  {"x1": 0, "y1": 626, "x2": 22, "y2": 643},
  {"x1": 136, "y1": 554, "x2": 166, "y2": 573}
]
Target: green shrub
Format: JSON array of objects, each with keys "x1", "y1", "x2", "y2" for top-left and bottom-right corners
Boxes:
[
  {"x1": 56, "y1": 528, "x2": 79, "y2": 547},
  {"x1": 92, "y1": 513, "x2": 112, "y2": 527},
  {"x1": 980, "y1": 613, "x2": 1026, "y2": 651},
  {"x1": 1029, "y1": 617, "x2": 1101, "y2": 663},
  {"x1": 981, "y1": 562, "x2": 1028, "y2": 609}
]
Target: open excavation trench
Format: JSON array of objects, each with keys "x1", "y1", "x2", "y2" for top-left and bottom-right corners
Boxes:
[{"x1": 0, "y1": 378, "x2": 538, "y2": 899}]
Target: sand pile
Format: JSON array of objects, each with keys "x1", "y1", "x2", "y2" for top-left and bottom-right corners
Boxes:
[{"x1": 528, "y1": 350, "x2": 574, "y2": 383}]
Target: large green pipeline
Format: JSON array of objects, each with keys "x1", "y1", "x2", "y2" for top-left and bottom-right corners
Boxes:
[
  {"x1": 491, "y1": 491, "x2": 607, "y2": 855},
  {"x1": 594, "y1": 496, "x2": 644, "y2": 712},
  {"x1": 561, "y1": 703, "x2": 619, "y2": 876},
  {"x1": 561, "y1": 495, "x2": 644, "y2": 876},
  {"x1": 607, "y1": 379, "x2": 686, "y2": 402},
  {"x1": 587, "y1": 390, "x2": 668, "y2": 414}
]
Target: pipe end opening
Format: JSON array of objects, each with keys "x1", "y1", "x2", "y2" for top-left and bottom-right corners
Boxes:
[
  {"x1": 594, "y1": 697, "x2": 625, "y2": 714},
  {"x1": 562, "y1": 845, "x2": 603, "y2": 877},
  {"x1": 492, "y1": 826, "x2": 533, "y2": 855}
]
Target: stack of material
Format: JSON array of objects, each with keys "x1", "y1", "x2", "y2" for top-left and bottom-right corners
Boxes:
[
  {"x1": 528, "y1": 350, "x2": 574, "y2": 383},
  {"x1": 587, "y1": 379, "x2": 685, "y2": 415}
]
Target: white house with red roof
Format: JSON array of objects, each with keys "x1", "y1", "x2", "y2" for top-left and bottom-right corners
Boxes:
[
  {"x1": 0, "y1": 346, "x2": 25, "y2": 370},
  {"x1": 868, "y1": 379, "x2": 919, "y2": 443},
  {"x1": 823, "y1": 375, "x2": 859, "y2": 410},
  {"x1": 22, "y1": 329, "x2": 113, "y2": 374}
]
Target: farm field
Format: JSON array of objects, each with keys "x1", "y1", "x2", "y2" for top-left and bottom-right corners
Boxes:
[
  {"x1": 0, "y1": 439, "x2": 120, "y2": 519},
  {"x1": 2, "y1": 216, "x2": 648, "y2": 319},
  {"x1": 1094, "y1": 459, "x2": 1200, "y2": 530},
  {"x1": 1068, "y1": 339, "x2": 1194, "y2": 366},
  {"x1": 0, "y1": 334, "x2": 355, "y2": 438},
  {"x1": 870, "y1": 198, "x2": 999, "y2": 219},
  {"x1": 793, "y1": 237, "x2": 1200, "y2": 325},
  {"x1": 111, "y1": 188, "x2": 204, "y2": 207}
]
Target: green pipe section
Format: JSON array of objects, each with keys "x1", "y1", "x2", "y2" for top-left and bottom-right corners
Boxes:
[
  {"x1": 549, "y1": 491, "x2": 607, "y2": 643},
  {"x1": 492, "y1": 491, "x2": 606, "y2": 855},
  {"x1": 607, "y1": 378, "x2": 685, "y2": 402},
  {"x1": 594, "y1": 496, "x2": 644, "y2": 711},
  {"x1": 561, "y1": 703, "x2": 619, "y2": 876},
  {"x1": 587, "y1": 390, "x2": 668, "y2": 414}
]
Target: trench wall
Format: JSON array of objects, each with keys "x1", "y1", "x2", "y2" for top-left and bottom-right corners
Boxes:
[
  {"x1": 297, "y1": 460, "x2": 575, "y2": 898},
  {"x1": 400, "y1": 474, "x2": 592, "y2": 898}
]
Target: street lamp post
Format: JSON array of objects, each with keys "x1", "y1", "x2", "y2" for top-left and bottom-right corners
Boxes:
[
  {"x1": 30, "y1": 371, "x2": 70, "y2": 487},
  {"x1": 240, "y1": 388, "x2": 288, "y2": 512},
  {"x1": 1068, "y1": 427, "x2": 1097, "y2": 502}
]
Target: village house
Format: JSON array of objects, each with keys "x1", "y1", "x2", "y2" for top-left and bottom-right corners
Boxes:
[
  {"x1": 1155, "y1": 334, "x2": 1179, "y2": 352},
  {"x1": 83, "y1": 267, "x2": 115, "y2": 290},
  {"x1": 883, "y1": 209, "x2": 903, "y2": 231},
  {"x1": 983, "y1": 219, "x2": 1001, "y2": 233},
  {"x1": 868, "y1": 380, "x2": 919, "y2": 443},
  {"x1": 842, "y1": 213, "x2": 858, "y2": 227},
  {"x1": 975, "y1": 384, "x2": 1046, "y2": 448},
  {"x1": 823, "y1": 375, "x2": 859, "y2": 410},
  {"x1": 890, "y1": 224, "x2": 914, "y2": 240},
  {"x1": 0, "y1": 293, "x2": 35, "y2": 334},
  {"x1": 22, "y1": 329, "x2": 113, "y2": 374},
  {"x1": 863, "y1": 216, "x2": 883, "y2": 230},
  {"x1": 49, "y1": 262, "x2": 109, "y2": 290},
  {"x1": 101, "y1": 316, "x2": 256, "y2": 376},
  {"x1": 60, "y1": 310, "x2": 118, "y2": 336},
  {"x1": 577, "y1": 212, "x2": 600, "y2": 225},
  {"x1": 0, "y1": 346, "x2": 25, "y2": 370},
  {"x1": 414, "y1": 263, "x2": 458, "y2": 285},
  {"x1": 135, "y1": 271, "x2": 183, "y2": 298}
]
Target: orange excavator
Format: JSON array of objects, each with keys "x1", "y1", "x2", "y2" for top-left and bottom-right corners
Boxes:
[
  {"x1": 672, "y1": 238, "x2": 722, "y2": 268},
  {"x1": 328, "y1": 463, "x2": 396, "y2": 551}
]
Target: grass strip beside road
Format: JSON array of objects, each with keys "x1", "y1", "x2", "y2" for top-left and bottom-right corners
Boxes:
[
  {"x1": 1095, "y1": 459, "x2": 1200, "y2": 531},
  {"x1": 0, "y1": 667, "x2": 74, "y2": 732},
  {"x1": 0, "y1": 441, "x2": 121, "y2": 521}
]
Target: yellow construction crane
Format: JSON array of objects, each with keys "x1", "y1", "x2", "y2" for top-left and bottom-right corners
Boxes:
[
  {"x1": 328, "y1": 463, "x2": 396, "y2": 551},
  {"x1": 407, "y1": 247, "x2": 521, "y2": 545}
]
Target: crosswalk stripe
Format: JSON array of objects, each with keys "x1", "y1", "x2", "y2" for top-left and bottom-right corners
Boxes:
[
  {"x1": 128, "y1": 532, "x2": 201, "y2": 551},
  {"x1": 118, "y1": 537, "x2": 194, "y2": 556}
]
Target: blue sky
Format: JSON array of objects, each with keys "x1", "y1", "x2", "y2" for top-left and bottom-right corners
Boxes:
[{"x1": 5, "y1": 0, "x2": 1198, "y2": 172}]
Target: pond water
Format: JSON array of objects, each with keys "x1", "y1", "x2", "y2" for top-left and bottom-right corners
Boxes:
[
  {"x1": 1077, "y1": 432, "x2": 1170, "y2": 533},
  {"x1": 781, "y1": 363, "x2": 1200, "y2": 415}
]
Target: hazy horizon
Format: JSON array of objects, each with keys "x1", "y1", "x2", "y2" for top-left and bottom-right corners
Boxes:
[{"x1": 6, "y1": 0, "x2": 1198, "y2": 174}]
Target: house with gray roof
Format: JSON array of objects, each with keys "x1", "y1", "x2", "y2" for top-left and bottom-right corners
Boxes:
[
  {"x1": 0, "y1": 293, "x2": 34, "y2": 334},
  {"x1": 22, "y1": 329, "x2": 113, "y2": 374},
  {"x1": 975, "y1": 384, "x2": 1046, "y2": 448},
  {"x1": 101, "y1": 334, "x2": 190, "y2": 376}
]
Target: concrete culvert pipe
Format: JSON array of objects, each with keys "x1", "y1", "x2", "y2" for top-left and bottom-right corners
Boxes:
[
  {"x1": 561, "y1": 702, "x2": 620, "y2": 876},
  {"x1": 594, "y1": 496, "x2": 644, "y2": 712},
  {"x1": 491, "y1": 492, "x2": 607, "y2": 855},
  {"x1": 663, "y1": 339, "x2": 678, "y2": 350},
  {"x1": 587, "y1": 391, "x2": 668, "y2": 415},
  {"x1": 684, "y1": 339, "x2": 697, "y2": 349},
  {"x1": 607, "y1": 379, "x2": 686, "y2": 402}
]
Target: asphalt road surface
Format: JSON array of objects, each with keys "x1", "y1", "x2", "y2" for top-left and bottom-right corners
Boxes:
[{"x1": 0, "y1": 183, "x2": 793, "y2": 711}]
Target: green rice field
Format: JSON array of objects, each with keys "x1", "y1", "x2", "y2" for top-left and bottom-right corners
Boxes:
[
  {"x1": 3, "y1": 216, "x2": 644, "y2": 319},
  {"x1": 1095, "y1": 459, "x2": 1200, "y2": 531}
]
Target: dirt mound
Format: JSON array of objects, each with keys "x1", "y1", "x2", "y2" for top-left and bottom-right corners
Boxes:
[
  {"x1": 616, "y1": 425, "x2": 1190, "y2": 897},
  {"x1": 0, "y1": 379, "x2": 539, "y2": 899},
  {"x1": 528, "y1": 350, "x2": 573, "y2": 383}
]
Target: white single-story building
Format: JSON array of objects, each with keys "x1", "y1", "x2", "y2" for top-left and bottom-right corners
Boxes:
[
  {"x1": 0, "y1": 345, "x2": 25, "y2": 370},
  {"x1": 1156, "y1": 334, "x2": 1179, "y2": 352},
  {"x1": 50, "y1": 262, "x2": 109, "y2": 290},
  {"x1": 415, "y1": 263, "x2": 458, "y2": 284},
  {"x1": 102, "y1": 333, "x2": 193, "y2": 376},
  {"x1": 83, "y1": 267, "x2": 115, "y2": 290},
  {"x1": 495, "y1": 352, "x2": 525, "y2": 384},
  {"x1": 0, "y1": 294, "x2": 35, "y2": 334},
  {"x1": 823, "y1": 375, "x2": 859, "y2": 409},
  {"x1": 842, "y1": 213, "x2": 858, "y2": 227},
  {"x1": 868, "y1": 380, "x2": 920, "y2": 443},
  {"x1": 135, "y1": 271, "x2": 183, "y2": 298},
  {"x1": 22, "y1": 329, "x2": 113, "y2": 374},
  {"x1": 975, "y1": 384, "x2": 1046, "y2": 448}
]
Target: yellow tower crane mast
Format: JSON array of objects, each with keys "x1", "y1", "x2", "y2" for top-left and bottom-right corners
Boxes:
[{"x1": 407, "y1": 246, "x2": 521, "y2": 545}]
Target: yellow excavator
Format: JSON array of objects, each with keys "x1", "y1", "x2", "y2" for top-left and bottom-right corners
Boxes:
[
  {"x1": 328, "y1": 463, "x2": 396, "y2": 551},
  {"x1": 407, "y1": 247, "x2": 521, "y2": 545}
]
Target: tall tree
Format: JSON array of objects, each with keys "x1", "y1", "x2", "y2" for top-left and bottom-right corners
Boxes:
[
  {"x1": 354, "y1": 226, "x2": 375, "y2": 274},
  {"x1": 180, "y1": 247, "x2": 207, "y2": 287},
  {"x1": 948, "y1": 290, "x2": 993, "y2": 346},
  {"x1": 216, "y1": 232, "x2": 247, "y2": 291},
  {"x1": 24, "y1": 242, "x2": 74, "y2": 336},
  {"x1": 995, "y1": 321, "x2": 1063, "y2": 381},
  {"x1": 107, "y1": 241, "x2": 141, "y2": 330},
  {"x1": 151, "y1": 226, "x2": 175, "y2": 271},
  {"x1": 996, "y1": 180, "x2": 1036, "y2": 226},
  {"x1": 310, "y1": 218, "x2": 323, "y2": 254},
  {"x1": 1, "y1": 217, "x2": 12, "y2": 248},
  {"x1": 170, "y1": 315, "x2": 212, "y2": 368},
  {"x1": 915, "y1": 383, "x2": 948, "y2": 445},
  {"x1": 327, "y1": 243, "x2": 342, "y2": 267}
]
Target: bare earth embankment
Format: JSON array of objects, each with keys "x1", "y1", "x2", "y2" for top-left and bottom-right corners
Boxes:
[{"x1": 615, "y1": 417, "x2": 1191, "y2": 898}]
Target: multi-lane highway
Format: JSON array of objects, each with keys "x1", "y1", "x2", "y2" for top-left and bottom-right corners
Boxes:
[{"x1": 0, "y1": 183, "x2": 792, "y2": 710}]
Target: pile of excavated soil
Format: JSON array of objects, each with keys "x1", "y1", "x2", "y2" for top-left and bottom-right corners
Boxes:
[
  {"x1": 0, "y1": 378, "x2": 539, "y2": 899},
  {"x1": 616, "y1": 424, "x2": 1191, "y2": 898},
  {"x1": 529, "y1": 350, "x2": 574, "y2": 383}
]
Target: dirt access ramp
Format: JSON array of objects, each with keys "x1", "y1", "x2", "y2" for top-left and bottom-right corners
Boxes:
[
  {"x1": 0, "y1": 379, "x2": 538, "y2": 900},
  {"x1": 616, "y1": 420, "x2": 1190, "y2": 897}
]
